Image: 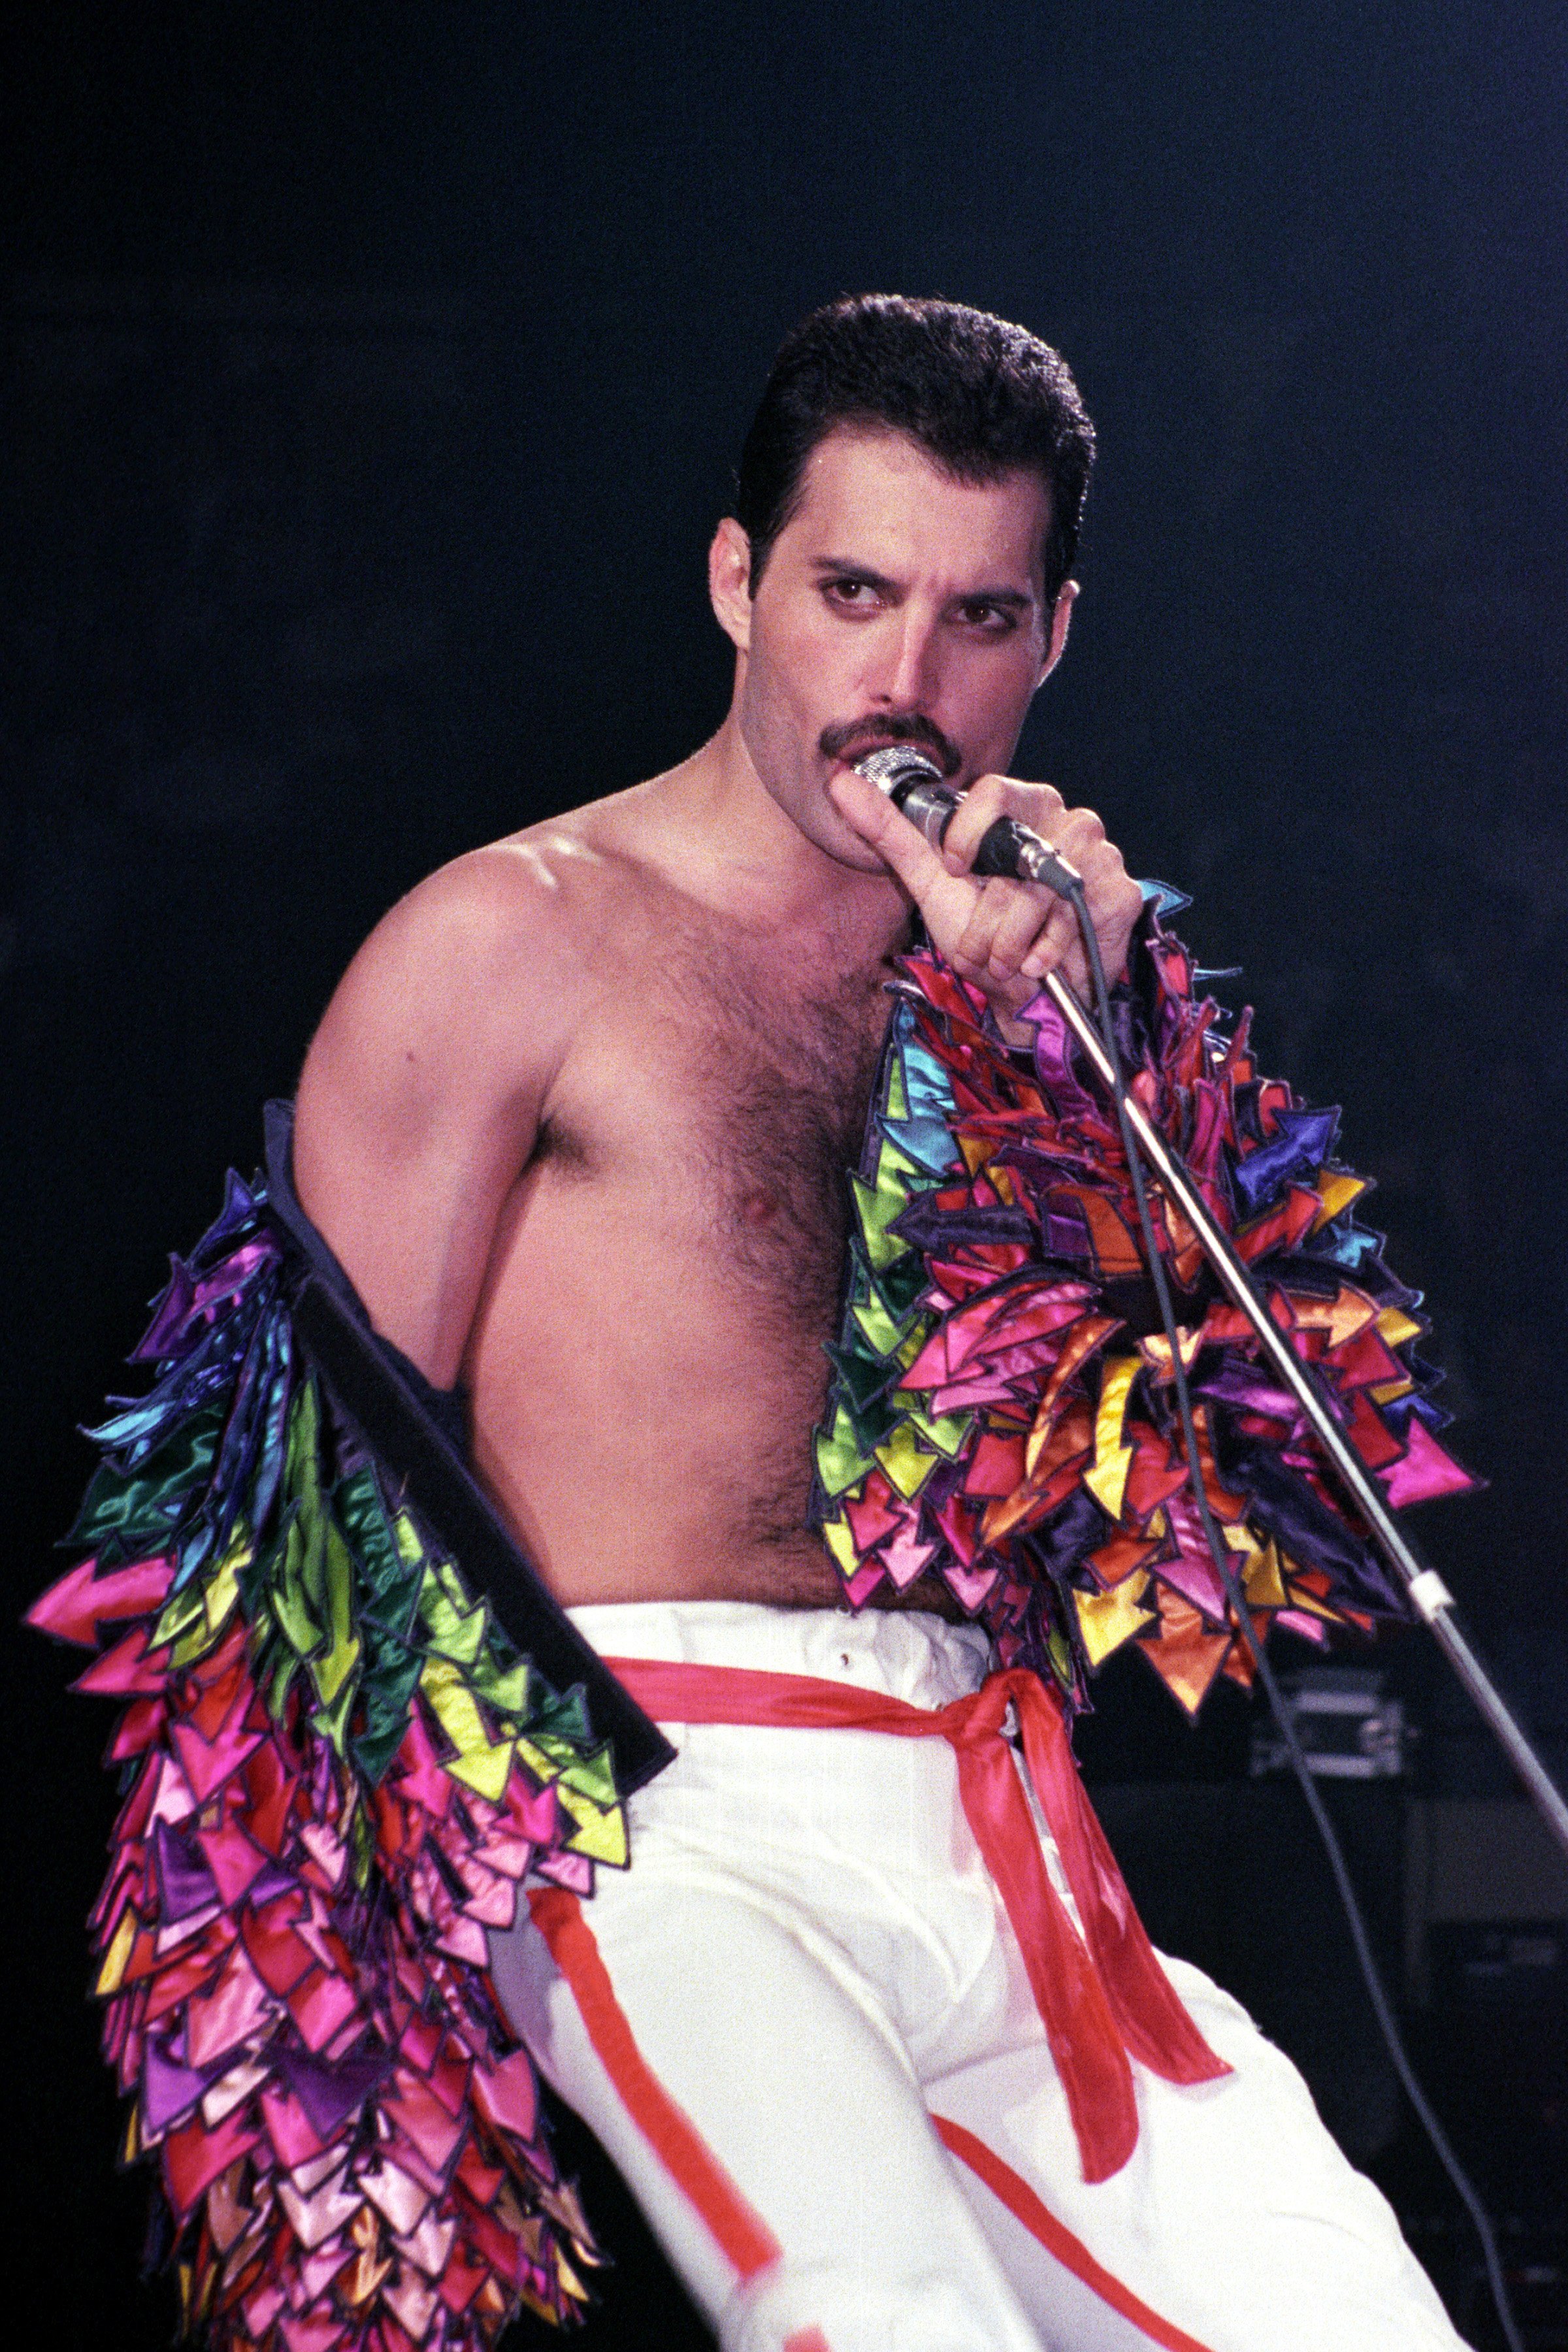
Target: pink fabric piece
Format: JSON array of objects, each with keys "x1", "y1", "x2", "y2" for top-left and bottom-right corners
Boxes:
[
  {"x1": 25, "y1": 1552, "x2": 175, "y2": 1646},
  {"x1": 1380, "y1": 1416, "x2": 1478, "y2": 1508}
]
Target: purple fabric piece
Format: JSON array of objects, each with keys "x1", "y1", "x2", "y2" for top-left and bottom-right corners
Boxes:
[
  {"x1": 1043, "y1": 1203, "x2": 1096, "y2": 1260},
  {"x1": 1221, "y1": 1437, "x2": 1405, "y2": 1615},
  {"x1": 1197, "y1": 1363, "x2": 1307, "y2": 1422},
  {"x1": 1230, "y1": 1105, "x2": 1341, "y2": 1217},
  {"x1": 142, "y1": 2033, "x2": 216, "y2": 2139},
  {"x1": 248, "y1": 1858, "x2": 297, "y2": 1908},
  {"x1": 1023, "y1": 996, "x2": 1102, "y2": 1121},
  {"x1": 274, "y1": 2046, "x2": 393, "y2": 2143},
  {"x1": 891, "y1": 1197, "x2": 1033, "y2": 1256},
  {"x1": 131, "y1": 1258, "x2": 199, "y2": 1365},
  {"x1": 153, "y1": 1819, "x2": 218, "y2": 1922},
  {"x1": 1023, "y1": 1490, "x2": 1106, "y2": 1583}
]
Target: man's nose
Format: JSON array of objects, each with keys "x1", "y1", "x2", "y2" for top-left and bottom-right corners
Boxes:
[{"x1": 871, "y1": 608, "x2": 942, "y2": 710}]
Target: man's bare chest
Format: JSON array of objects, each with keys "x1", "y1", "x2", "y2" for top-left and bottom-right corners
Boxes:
[{"x1": 538, "y1": 944, "x2": 896, "y2": 1331}]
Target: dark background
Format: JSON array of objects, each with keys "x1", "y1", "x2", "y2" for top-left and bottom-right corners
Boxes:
[{"x1": 4, "y1": 4, "x2": 1566, "y2": 2345}]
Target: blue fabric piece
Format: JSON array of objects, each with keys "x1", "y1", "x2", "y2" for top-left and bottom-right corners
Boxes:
[{"x1": 1231, "y1": 1105, "x2": 1343, "y2": 1217}]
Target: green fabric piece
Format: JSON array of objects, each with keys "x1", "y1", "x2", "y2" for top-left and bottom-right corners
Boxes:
[{"x1": 67, "y1": 1405, "x2": 225, "y2": 1556}]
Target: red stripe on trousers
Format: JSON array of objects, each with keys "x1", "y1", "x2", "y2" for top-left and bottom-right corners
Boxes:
[
  {"x1": 932, "y1": 2114, "x2": 1217, "y2": 2352},
  {"x1": 527, "y1": 1886, "x2": 781, "y2": 2281}
]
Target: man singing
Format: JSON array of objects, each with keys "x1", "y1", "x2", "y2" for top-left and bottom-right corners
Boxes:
[
  {"x1": 41, "y1": 296, "x2": 1469, "y2": 2351},
  {"x1": 292, "y1": 296, "x2": 1462, "y2": 2349}
]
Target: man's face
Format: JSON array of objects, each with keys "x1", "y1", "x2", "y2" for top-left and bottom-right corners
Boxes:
[{"x1": 710, "y1": 425, "x2": 1073, "y2": 872}]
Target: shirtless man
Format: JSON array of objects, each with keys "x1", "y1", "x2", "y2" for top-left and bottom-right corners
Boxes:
[{"x1": 293, "y1": 298, "x2": 1463, "y2": 2351}]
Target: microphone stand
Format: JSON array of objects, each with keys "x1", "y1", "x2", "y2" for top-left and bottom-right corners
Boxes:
[{"x1": 1040, "y1": 965, "x2": 1568, "y2": 1865}]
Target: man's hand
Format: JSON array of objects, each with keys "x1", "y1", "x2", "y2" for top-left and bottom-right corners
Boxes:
[{"x1": 827, "y1": 768, "x2": 1143, "y2": 1035}]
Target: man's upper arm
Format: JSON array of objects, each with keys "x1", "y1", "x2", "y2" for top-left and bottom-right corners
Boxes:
[{"x1": 293, "y1": 851, "x2": 570, "y2": 1388}]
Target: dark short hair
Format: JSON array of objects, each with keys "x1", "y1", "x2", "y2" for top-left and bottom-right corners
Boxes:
[{"x1": 735, "y1": 294, "x2": 1096, "y2": 608}]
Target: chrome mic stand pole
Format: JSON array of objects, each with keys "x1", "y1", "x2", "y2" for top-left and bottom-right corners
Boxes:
[{"x1": 1041, "y1": 966, "x2": 1568, "y2": 1865}]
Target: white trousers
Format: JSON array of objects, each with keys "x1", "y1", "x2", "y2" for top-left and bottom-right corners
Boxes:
[{"x1": 487, "y1": 1603, "x2": 1465, "y2": 2352}]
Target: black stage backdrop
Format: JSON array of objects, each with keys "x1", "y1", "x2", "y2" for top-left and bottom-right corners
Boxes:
[{"x1": 4, "y1": 7, "x2": 1566, "y2": 2345}]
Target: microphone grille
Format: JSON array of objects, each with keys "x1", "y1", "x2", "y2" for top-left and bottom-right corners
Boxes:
[{"x1": 853, "y1": 745, "x2": 945, "y2": 796}]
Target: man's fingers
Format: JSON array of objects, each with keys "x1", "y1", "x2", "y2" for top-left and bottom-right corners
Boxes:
[
  {"x1": 826, "y1": 770, "x2": 963, "y2": 900},
  {"x1": 939, "y1": 773, "x2": 1067, "y2": 870},
  {"x1": 953, "y1": 877, "x2": 1064, "y2": 979},
  {"x1": 828, "y1": 766, "x2": 1139, "y2": 1018}
]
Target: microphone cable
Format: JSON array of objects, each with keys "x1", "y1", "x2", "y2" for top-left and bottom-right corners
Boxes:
[{"x1": 1059, "y1": 882, "x2": 1524, "y2": 2352}]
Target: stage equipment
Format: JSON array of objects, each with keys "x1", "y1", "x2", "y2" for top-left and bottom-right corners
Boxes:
[{"x1": 1248, "y1": 1667, "x2": 1411, "y2": 1780}]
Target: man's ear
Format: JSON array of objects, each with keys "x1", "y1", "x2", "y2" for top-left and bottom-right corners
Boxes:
[
  {"x1": 1037, "y1": 577, "x2": 1079, "y2": 685},
  {"x1": 708, "y1": 517, "x2": 754, "y2": 653}
]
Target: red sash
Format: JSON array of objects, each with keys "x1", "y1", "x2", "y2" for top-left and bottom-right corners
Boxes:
[{"x1": 603, "y1": 1657, "x2": 1229, "y2": 2183}]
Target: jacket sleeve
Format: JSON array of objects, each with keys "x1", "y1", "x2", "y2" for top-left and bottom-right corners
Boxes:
[
  {"x1": 809, "y1": 898, "x2": 1476, "y2": 1716},
  {"x1": 27, "y1": 1124, "x2": 671, "y2": 2345}
]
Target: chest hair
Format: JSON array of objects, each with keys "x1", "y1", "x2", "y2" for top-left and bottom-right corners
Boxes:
[{"x1": 687, "y1": 945, "x2": 896, "y2": 1338}]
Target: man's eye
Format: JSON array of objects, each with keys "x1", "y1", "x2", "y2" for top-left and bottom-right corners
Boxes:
[
  {"x1": 958, "y1": 600, "x2": 1015, "y2": 633},
  {"x1": 825, "y1": 579, "x2": 877, "y2": 608}
]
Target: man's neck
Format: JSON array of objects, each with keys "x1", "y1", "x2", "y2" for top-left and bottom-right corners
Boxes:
[{"x1": 651, "y1": 713, "x2": 912, "y2": 966}]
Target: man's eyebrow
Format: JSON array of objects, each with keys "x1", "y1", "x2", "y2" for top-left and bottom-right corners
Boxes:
[
  {"x1": 811, "y1": 555, "x2": 898, "y2": 588},
  {"x1": 810, "y1": 556, "x2": 1034, "y2": 608}
]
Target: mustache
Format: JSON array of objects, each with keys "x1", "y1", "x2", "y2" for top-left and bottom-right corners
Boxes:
[{"x1": 818, "y1": 713, "x2": 962, "y2": 779}]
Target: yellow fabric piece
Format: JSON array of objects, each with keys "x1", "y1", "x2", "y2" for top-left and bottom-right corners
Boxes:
[
  {"x1": 1237, "y1": 1531, "x2": 1288, "y2": 1610},
  {"x1": 419, "y1": 1561, "x2": 489, "y2": 1667},
  {"x1": 200, "y1": 1534, "x2": 246, "y2": 1641},
  {"x1": 1082, "y1": 1354, "x2": 1139, "y2": 1522},
  {"x1": 308, "y1": 1520, "x2": 361, "y2": 1710},
  {"x1": 555, "y1": 1780, "x2": 630, "y2": 1869},
  {"x1": 820, "y1": 1514, "x2": 860, "y2": 1577},
  {"x1": 874, "y1": 1420, "x2": 938, "y2": 1499},
  {"x1": 419, "y1": 1654, "x2": 515, "y2": 1803},
  {"x1": 472, "y1": 1652, "x2": 531, "y2": 1715},
  {"x1": 1313, "y1": 1169, "x2": 1369, "y2": 1230},
  {"x1": 515, "y1": 1735, "x2": 561, "y2": 1786},
  {"x1": 272, "y1": 1512, "x2": 323, "y2": 1658},
  {"x1": 1375, "y1": 1304, "x2": 1423, "y2": 1350},
  {"x1": 853, "y1": 1290, "x2": 913, "y2": 1356},
  {"x1": 96, "y1": 1904, "x2": 139, "y2": 1997},
  {"x1": 310, "y1": 1674, "x2": 358, "y2": 1753},
  {"x1": 816, "y1": 1403, "x2": 873, "y2": 1497},
  {"x1": 152, "y1": 1575, "x2": 208, "y2": 1655},
  {"x1": 851, "y1": 1137, "x2": 922, "y2": 1270},
  {"x1": 1075, "y1": 1572, "x2": 1156, "y2": 1667},
  {"x1": 165, "y1": 1523, "x2": 251, "y2": 1666},
  {"x1": 904, "y1": 1401, "x2": 973, "y2": 1458}
]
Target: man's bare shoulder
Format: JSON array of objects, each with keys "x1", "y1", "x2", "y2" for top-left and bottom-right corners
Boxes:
[{"x1": 301, "y1": 780, "x2": 694, "y2": 1107}]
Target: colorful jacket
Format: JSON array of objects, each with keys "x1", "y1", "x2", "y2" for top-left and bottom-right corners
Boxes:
[
  {"x1": 809, "y1": 904, "x2": 1474, "y2": 1713},
  {"x1": 31, "y1": 909, "x2": 1474, "y2": 2348}
]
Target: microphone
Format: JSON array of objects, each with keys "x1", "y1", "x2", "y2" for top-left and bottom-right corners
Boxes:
[{"x1": 852, "y1": 747, "x2": 1082, "y2": 896}]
